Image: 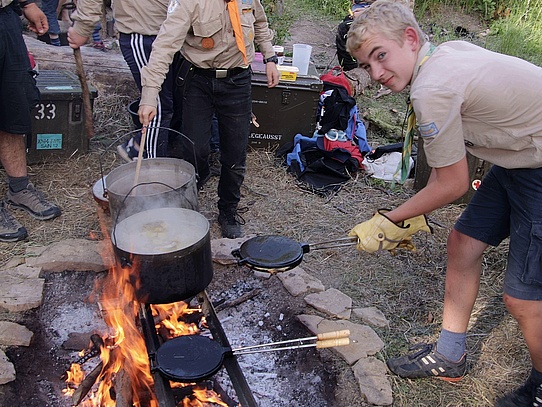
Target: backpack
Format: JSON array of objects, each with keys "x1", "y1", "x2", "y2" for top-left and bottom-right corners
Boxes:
[{"x1": 285, "y1": 134, "x2": 359, "y2": 195}]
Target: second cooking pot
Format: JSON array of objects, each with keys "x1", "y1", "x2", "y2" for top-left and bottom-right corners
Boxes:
[{"x1": 111, "y1": 207, "x2": 213, "y2": 304}]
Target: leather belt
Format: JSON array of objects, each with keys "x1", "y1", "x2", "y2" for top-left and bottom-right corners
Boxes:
[{"x1": 193, "y1": 66, "x2": 248, "y2": 79}]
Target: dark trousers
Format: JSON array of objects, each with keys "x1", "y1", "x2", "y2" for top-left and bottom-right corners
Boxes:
[
  {"x1": 0, "y1": 5, "x2": 39, "y2": 135},
  {"x1": 182, "y1": 68, "x2": 252, "y2": 211},
  {"x1": 119, "y1": 32, "x2": 174, "y2": 158}
]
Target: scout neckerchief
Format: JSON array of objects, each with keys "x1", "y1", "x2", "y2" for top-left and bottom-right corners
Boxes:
[
  {"x1": 398, "y1": 43, "x2": 436, "y2": 183},
  {"x1": 227, "y1": 0, "x2": 248, "y2": 65}
]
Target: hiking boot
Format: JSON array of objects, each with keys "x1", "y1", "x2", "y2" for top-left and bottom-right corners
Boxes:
[
  {"x1": 7, "y1": 183, "x2": 61, "y2": 221},
  {"x1": 495, "y1": 377, "x2": 542, "y2": 407},
  {"x1": 218, "y1": 208, "x2": 246, "y2": 239},
  {"x1": 0, "y1": 202, "x2": 28, "y2": 242},
  {"x1": 116, "y1": 138, "x2": 139, "y2": 162},
  {"x1": 387, "y1": 343, "x2": 466, "y2": 382}
]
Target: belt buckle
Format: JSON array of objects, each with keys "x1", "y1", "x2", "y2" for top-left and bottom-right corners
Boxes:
[{"x1": 216, "y1": 69, "x2": 228, "y2": 79}]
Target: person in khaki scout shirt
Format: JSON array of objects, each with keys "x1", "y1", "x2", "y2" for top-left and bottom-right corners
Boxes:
[
  {"x1": 344, "y1": 1, "x2": 542, "y2": 405},
  {"x1": 139, "y1": 0, "x2": 280, "y2": 239},
  {"x1": 68, "y1": 0, "x2": 174, "y2": 162},
  {"x1": 1, "y1": 0, "x2": 62, "y2": 243}
]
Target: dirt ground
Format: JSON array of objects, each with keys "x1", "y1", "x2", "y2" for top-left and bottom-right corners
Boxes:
[{"x1": 0, "y1": 5, "x2": 530, "y2": 407}]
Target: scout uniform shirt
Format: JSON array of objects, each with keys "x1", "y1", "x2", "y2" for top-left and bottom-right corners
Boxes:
[
  {"x1": 140, "y1": 0, "x2": 275, "y2": 108},
  {"x1": 71, "y1": 0, "x2": 169, "y2": 38},
  {"x1": 410, "y1": 41, "x2": 542, "y2": 169}
]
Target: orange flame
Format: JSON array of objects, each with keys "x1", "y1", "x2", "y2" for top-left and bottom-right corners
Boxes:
[{"x1": 65, "y1": 207, "x2": 230, "y2": 406}]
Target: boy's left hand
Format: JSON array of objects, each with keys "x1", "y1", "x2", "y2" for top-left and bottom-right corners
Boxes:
[
  {"x1": 266, "y1": 63, "x2": 280, "y2": 88},
  {"x1": 348, "y1": 210, "x2": 432, "y2": 253}
]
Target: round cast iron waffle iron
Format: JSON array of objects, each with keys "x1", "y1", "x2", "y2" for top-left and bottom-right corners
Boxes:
[
  {"x1": 231, "y1": 235, "x2": 309, "y2": 272},
  {"x1": 155, "y1": 335, "x2": 232, "y2": 382}
]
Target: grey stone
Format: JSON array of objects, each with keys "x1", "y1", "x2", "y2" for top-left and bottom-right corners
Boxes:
[
  {"x1": 0, "y1": 321, "x2": 34, "y2": 346},
  {"x1": 0, "y1": 350, "x2": 15, "y2": 385},
  {"x1": 352, "y1": 357, "x2": 393, "y2": 406},
  {"x1": 304, "y1": 288, "x2": 352, "y2": 319},
  {"x1": 0, "y1": 265, "x2": 44, "y2": 312},
  {"x1": 277, "y1": 267, "x2": 325, "y2": 296},
  {"x1": 25, "y1": 238, "x2": 114, "y2": 272},
  {"x1": 297, "y1": 314, "x2": 384, "y2": 365},
  {"x1": 211, "y1": 236, "x2": 256, "y2": 266},
  {"x1": 352, "y1": 307, "x2": 389, "y2": 328}
]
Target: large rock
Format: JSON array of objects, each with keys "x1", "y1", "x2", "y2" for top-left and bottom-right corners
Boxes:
[
  {"x1": 297, "y1": 314, "x2": 384, "y2": 364},
  {"x1": 0, "y1": 350, "x2": 16, "y2": 385},
  {"x1": 352, "y1": 307, "x2": 389, "y2": 328},
  {"x1": 0, "y1": 321, "x2": 34, "y2": 347},
  {"x1": 0, "y1": 264, "x2": 44, "y2": 312},
  {"x1": 25, "y1": 238, "x2": 114, "y2": 272},
  {"x1": 352, "y1": 357, "x2": 393, "y2": 406},
  {"x1": 277, "y1": 267, "x2": 325, "y2": 296},
  {"x1": 303, "y1": 288, "x2": 352, "y2": 319}
]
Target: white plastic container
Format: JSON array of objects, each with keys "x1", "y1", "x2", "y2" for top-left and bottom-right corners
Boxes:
[
  {"x1": 292, "y1": 44, "x2": 312, "y2": 75},
  {"x1": 273, "y1": 45, "x2": 285, "y2": 65}
]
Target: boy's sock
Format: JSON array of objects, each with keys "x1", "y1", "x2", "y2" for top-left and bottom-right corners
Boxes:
[
  {"x1": 50, "y1": 35, "x2": 61, "y2": 46},
  {"x1": 530, "y1": 367, "x2": 542, "y2": 385},
  {"x1": 436, "y1": 329, "x2": 467, "y2": 362}
]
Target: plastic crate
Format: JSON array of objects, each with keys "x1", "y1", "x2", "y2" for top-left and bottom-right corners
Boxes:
[{"x1": 27, "y1": 70, "x2": 98, "y2": 164}]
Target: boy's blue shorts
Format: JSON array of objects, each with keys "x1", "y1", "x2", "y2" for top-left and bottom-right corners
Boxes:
[{"x1": 455, "y1": 165, "x2": 542, "y2": 301}]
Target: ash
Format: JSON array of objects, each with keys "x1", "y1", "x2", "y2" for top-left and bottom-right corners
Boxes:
[{"x1": 208, "y1": 276, "x2": 337, "y2": 407}]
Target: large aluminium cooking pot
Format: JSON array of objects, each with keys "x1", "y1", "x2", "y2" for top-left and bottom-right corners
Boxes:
[
  {"x1": 111, "y1": 207, "x2": 213, "y2": 304},
  {"x1": 105, "y1": 158, "x2": 198, "y2": 224}
]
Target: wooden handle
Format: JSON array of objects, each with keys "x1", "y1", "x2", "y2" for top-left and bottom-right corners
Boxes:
[
  {"x1": 73, "y1": 48, "x2": 94, "y2": 139},
  {"x1": 316, "y1": 330, "x2": 350, "y2": 340},
  {"x1": 315, "y1": 337, "x2": 350, "y2": 349}
]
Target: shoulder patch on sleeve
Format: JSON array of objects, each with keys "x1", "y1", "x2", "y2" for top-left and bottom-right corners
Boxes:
[{"x1": 418, "y1": 122, "x2": 439, "y2": 138}]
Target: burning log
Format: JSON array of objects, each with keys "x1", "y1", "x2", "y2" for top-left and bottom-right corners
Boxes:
[
  {"x1": 112, "y1": 369, "x2": 133, "y2": 407},
  {"x1": 72, "y1": 362, "x2": 103, "y2": 406}
]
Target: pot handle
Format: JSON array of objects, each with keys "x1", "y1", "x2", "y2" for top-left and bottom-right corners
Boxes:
[
  {"x1": 308, "y1": 236, "x2": 358, "y2": 251},
  {"x1": 231, "y1": 249, "x2": 248, "y2": 266}
]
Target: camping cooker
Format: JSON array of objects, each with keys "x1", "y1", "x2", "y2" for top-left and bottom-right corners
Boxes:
[
  {"x1": 111, "y1": 207, "x2": 213, "y2": 304},
  {"x1": 154, "y1": 330, "x2": 350, "y2": 383},
  {"x1": 231, "y1": 234, "x2": 358, "y2": 272}
]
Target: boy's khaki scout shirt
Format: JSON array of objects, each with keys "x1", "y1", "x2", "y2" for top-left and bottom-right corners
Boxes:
[
  {"x1": 411, "y1": 41, "x2": 542, "y2": 169},
  {"x1": 71, "y1": 0, "x2": 169, "y2": 38},
  {"x1": 140, "y1": 0, "x2": 275, "y2": 108}
]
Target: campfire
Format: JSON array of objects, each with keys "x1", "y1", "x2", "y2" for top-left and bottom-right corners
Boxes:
[{"x1": 62, "y1": 253, "x2": 231, "y2": 407}]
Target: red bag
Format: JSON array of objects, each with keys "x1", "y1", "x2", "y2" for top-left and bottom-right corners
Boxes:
[{"x1": 320, "y1": 66, "x2": 353, "y2": 96}]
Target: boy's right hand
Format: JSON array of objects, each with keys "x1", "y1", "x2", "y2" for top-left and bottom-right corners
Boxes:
[{"x1": 138, "y1": 105, "x2": 157, "y2": 135}]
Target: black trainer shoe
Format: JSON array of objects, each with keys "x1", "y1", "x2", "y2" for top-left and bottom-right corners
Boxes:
[
  {"x1": 218, "y1": 208, "x2": 246, "y2": 239},
  {"x1": 496, "y1": 377, "x2": 542, "y2": 407},
  {"x1": 7, "y1": 183, "x2": 61, "y2": 221},
  {"x1": 0, "y1": 202, "x2": 28, "y2": 242},
  {"x1": 387, "y1": 343, "x2": 466, "y2": 382}
]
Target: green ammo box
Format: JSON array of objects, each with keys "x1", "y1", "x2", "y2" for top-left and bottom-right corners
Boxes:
[
  {"x1": 249, "y1": 59, "x2": 322, "y2": 149},
  {"x1": 27, "y1": 70, "x2": 98, "y2": 164}
]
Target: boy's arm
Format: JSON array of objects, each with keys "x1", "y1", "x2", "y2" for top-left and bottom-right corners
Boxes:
[{"x1": 386, "y1": 156, "x2": 470, "y2": 223}]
